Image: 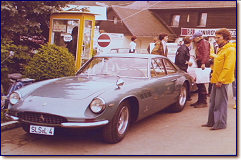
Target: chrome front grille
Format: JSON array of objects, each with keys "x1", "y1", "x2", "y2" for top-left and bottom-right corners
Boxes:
[{"x1": 18, "y1": 112, "x2": 67, "y2": 124}]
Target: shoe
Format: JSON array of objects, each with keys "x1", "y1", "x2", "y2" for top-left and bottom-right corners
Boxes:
[
  {"x1": 187, "y1": 98, "x2": 192, "y2": 101},
  {"x1": 201, "y1": 124, "x2": 212, "y2": 127},
  {"x1": 194, "y1": 103, "x2": 208, "y2": 108},
  {"x1": 233, "y1": 104, "x2": 236, "y2": 109},
  {"x1": 210, "y1": 127, "x2": 225, "y2": 130},
  {"x1": 191, "y1": 101, "x2": 201, "y2": 106}
]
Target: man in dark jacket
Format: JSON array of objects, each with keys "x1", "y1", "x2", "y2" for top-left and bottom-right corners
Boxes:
[
  {"x1": 191, "y1": 31, "x2": 210, "y2": 108},
  {"x1": 175, "y1": 37, "x2": 192, "y2": 72}
]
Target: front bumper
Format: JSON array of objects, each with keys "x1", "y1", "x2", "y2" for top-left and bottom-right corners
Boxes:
[{"x1": 5, "y1": 114, "x2": 109, "y2": 128}]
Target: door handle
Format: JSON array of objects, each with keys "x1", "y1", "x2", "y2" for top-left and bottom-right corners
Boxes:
[{"x1": 171, "y1": 79, "x2": 177, "y2": 82}]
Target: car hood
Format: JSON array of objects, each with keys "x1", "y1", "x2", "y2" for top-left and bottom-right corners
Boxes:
[
  {"x1": 30, "y1": 76, "x2": 116, "y2": 100},
  {"x1": 13, "y1": 76, "x2": 144, "y2": 119}
]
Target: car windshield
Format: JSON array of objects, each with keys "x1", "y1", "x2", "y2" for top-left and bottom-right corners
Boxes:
[{"x1": 78, "y1": 57, "x2": 148, "y2": 78}]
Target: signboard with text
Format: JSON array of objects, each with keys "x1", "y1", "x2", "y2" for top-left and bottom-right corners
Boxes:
[
  {"x1": 53, "y1": 24, "x2": 67, "y2": 32},
  {"x1": 181, "y1": 28, "x2": 236, "y2": 37}
]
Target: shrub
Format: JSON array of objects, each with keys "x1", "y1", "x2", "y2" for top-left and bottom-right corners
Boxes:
[
  {"x1": 1, "y1": 39, "x2": 32, "y2": 94},
  {"x1": 24, "y1": 44, "x2": 76, "y2": 81}
]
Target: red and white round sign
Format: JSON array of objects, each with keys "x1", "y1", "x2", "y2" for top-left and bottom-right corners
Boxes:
[{"x1": 97, "y1": 34, "x2": 111, "y2": 47}]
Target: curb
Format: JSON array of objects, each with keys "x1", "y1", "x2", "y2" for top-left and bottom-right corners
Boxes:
[{"x1": 1, "y1": 121, "x2": 21, "y2": 131}]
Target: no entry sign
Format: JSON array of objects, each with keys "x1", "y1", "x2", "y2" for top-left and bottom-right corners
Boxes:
[{"x1": 97, "y1": 34, "x2": 111, "y2": 47}]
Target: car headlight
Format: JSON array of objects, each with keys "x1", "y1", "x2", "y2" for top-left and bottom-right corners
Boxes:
[
  {"x1": 9, "y1": 92, "x2": 21, "y2": 105},
  {"x1": 90, "y1": 97, "x2": 106, "y2": 114}
]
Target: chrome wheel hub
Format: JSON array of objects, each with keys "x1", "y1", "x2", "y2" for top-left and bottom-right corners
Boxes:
[
  {"x1": 117, "y1": 106, "x2": 129, "y2": 135},
  {"x1": 179, "y1": 86, "x2": 187, "y2": 106}
]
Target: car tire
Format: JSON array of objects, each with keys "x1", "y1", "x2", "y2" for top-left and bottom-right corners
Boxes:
[
  {"x1": 169, "y1": 83, "x2": 187, "y2": 112},
  {"x1": 102, "y1": 101, "x2": 130, "y2": 144}
]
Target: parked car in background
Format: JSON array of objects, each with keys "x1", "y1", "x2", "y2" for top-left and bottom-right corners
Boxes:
[{"x1": 6, "y1": 54, "x2": 195, "y2": 143}]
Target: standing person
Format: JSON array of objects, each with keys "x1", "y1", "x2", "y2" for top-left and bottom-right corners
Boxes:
[
  {"x1": 147, "y1": 36, "x2": 158, "y2": 53},
  {"x1": 190, "y1": 31, "x2": 210, "y2": 108},
  {"x1": 129, "y1": 36, "x2": 137, "y2": 53},
  {"x1": 67, "y1": 26, "x2": 78, "y2": 59},
  {"x1": 174, "y1": 36, "x2": 193, "y2": 72},
  {"x1": 151, "y1": 33, "x2": 168, "y2": 56},
  {"x1": 201, "y1": 28, "x2": 236, "y2": 130}
]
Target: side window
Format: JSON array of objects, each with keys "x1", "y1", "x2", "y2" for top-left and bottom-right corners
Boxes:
[
  {"x1": 163, "y1": 59, "x2": 177, "y2": 74},
  {"x1": 150, "y1": 58, "x2": 166, "y2": 78}
]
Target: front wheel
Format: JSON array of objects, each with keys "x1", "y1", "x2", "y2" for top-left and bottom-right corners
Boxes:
[
  {"x1": 102, "y1": 101, "x2": 130, "y2": 143},
  {"x1": 169, "y1": 83, "x2": 187, "y2": 112}
]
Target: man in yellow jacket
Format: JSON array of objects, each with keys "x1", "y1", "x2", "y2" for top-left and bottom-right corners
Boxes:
[{"x1": 202, "y1": 28, "x2": 236, "y2": 130}]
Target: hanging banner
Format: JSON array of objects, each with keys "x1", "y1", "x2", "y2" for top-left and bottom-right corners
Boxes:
[{"x1": 181, "y1": 28, "x2": 236, "y2": 37}]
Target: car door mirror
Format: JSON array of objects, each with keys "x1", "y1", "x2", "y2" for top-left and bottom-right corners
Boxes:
[{"x1": 116, "y1": 78, "x2": 124, "y2": 89}]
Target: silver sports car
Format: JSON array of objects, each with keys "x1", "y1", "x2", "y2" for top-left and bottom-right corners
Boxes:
[{"x1": 7, "y1": 54, "x2": 195, "y2": 143}]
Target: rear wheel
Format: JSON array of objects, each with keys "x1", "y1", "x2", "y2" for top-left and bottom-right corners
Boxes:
[
  {"x1": 169, "y1": 83, "x2": 187, "y2": 112},
  {"x1": 102, "y1": 101, "x2": 130, "y2": 143}
]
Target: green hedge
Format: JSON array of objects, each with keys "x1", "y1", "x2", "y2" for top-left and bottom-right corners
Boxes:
[{"x1": 24, "y1": 44, "x2": 76, "y2": 81}]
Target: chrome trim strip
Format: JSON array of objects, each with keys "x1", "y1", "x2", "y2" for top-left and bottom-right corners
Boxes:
[
  {"x1": 5, "y1": 114, "x2": 19, "y2": 121},
  {"x1": 61, "y1": 120, "x2": 109, "y2": 128}
]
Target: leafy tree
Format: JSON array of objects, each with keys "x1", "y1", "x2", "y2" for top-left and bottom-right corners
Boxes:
[
  {"x1": 1, "y1": 1, "x2": 70, "y2": 47},
  {"x1": 1, "y1": 40, "x2": 32, "y2": 94}
]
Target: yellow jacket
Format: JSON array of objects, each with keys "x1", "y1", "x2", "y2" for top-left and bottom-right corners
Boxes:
[{"x1": 211, "y1": 42, "x2": 236, "y2": 84}]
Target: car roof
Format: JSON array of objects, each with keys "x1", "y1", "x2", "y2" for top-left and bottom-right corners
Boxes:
[{"x1": 95, "y1": 53, "x2": 166, "y2": 59}]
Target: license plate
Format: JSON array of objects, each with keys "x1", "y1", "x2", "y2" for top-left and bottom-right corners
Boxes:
[{"x1": 30, "y1": 125, "x2": 54, "y2": 136}]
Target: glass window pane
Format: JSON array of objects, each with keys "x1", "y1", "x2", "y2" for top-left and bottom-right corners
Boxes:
[
  {"x1": 172, "y1": 15, "x2": 180, "y2": 27},
  {"x1": 199, "y1": 13, "x2": 207, "y2": 26},
  {"x1": 82, "y1": 20, "x2": 93, "y2": 60},
  {"x1": 163, "y1": 59, "x2": 177, "y2": 74},
  {"x1": 52, "y1": 19, "x2": 79, "y2": 59},
  {"x1": 151, "y1": 58, "x2": 166, "y2": 77},
  {"x1": 78, "y1": 57, "x2": 148, "y2": 78}
]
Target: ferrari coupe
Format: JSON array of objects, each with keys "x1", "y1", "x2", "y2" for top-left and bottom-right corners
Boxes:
[{"x1": 6, "y1": 54, "x2": 195, "y2": 143}]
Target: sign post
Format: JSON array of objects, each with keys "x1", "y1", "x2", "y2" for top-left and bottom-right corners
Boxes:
[{"x1": 97, "y1": 34, "x2": 111, "y2": 47}]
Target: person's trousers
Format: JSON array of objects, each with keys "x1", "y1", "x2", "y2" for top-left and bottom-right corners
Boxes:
[
  {"x1": 196, "y1": 60, "x2": 207, "y2": 103},
  {"x1": 208, "y1": 70, "x2": 213, "y2": 94},
  {"x1": 232, "y1": 79, "x2": 236, "y2": 100},
  {"x1": 207, "y1": 84, "x2": 229, "y2": 129},
  {"x1": 197, "y1": 83, "x2": 207, "y2": 103}
]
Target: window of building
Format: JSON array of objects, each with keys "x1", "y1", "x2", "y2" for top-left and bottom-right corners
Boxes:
[
  {"x1": 198, "y1": 13, "x2": 207, "y2": 27},
  {"x1": 187, "y1": 14, "x2": 190, "y2": 23},
  {"x1": 171, "y1": 15, "x2": 180, "y2": 27}
]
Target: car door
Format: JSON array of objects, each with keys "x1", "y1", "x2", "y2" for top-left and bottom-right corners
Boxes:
[
  {"x1": 162, "y1": 58, "x2": 181, "y2": 105},
  {"x1": 149, "y1": 58, "x2": 171, "y2": 113}
]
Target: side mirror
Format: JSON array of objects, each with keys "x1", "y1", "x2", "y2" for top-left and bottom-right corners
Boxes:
[{"x1": 116, "y1": 78, "x2": 124, "y2": 89}]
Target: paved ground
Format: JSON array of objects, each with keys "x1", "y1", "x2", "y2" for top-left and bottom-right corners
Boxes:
[{"x1": 1, "y1": 85, "x2": 237, "y2": 156}]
